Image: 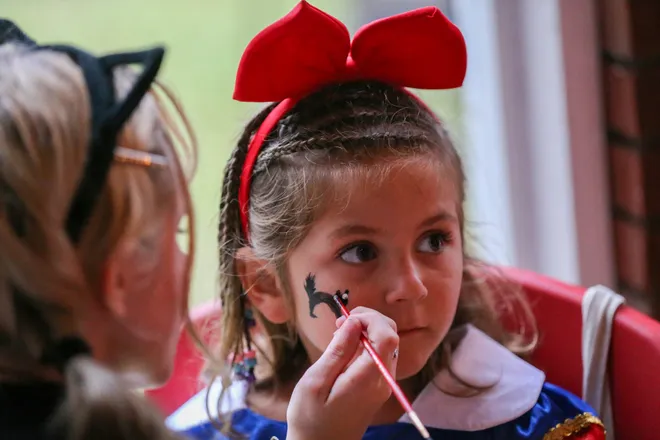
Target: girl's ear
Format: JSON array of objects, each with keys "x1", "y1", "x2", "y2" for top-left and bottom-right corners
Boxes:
[{"x1": 235, "y1": 247, "x2": 290, "y2": 324}]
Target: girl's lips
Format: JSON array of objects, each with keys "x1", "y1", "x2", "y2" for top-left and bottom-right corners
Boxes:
[{"x1": 397, "y1": 327, "x2": 427, "y2": 337}]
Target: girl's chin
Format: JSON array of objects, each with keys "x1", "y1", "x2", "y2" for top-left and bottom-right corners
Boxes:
[{"x1": 394, "y1": 357, "x2": 429, "y2": 381}]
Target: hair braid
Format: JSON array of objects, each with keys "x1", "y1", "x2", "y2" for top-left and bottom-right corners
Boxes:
[{"x1": 216, "y1": 102, "x2": 277, "y2": 346}]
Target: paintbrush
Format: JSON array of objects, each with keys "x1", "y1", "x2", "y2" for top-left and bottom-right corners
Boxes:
[{"x1": 332, "y1": 294, "x2": 431, "y2": 439}]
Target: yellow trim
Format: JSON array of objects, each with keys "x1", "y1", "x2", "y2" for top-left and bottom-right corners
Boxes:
[{"x1": 543, "y1": 413, "x2": 605, "y2": 440}]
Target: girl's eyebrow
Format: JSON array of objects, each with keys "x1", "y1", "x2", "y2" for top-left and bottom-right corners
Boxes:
[
  {"x1": 328, "y1": 211, "x2": 457, "y2": 241},
  {"x1": 418, "y1": 211, "x2": 458, "y2": 229},
  {"x1": 329, "y1": 224, "x2": 380, "y2": 240}
]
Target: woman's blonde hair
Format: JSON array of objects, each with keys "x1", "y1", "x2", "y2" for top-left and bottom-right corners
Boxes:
[
  {"x1": 0, "y1": 43, "x2": 196, "y2": 439},
  {"x1": 211, "y1": 81, "x2": 537, "y2": 433}
]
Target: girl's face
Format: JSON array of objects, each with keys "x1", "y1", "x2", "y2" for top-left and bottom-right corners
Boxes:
[{"x1": 286, "y1": 158, "x2": 464, "y2": 380}]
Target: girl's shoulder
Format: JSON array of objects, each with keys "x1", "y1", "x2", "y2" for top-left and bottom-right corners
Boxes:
[
  {"x1": 405, "y1": 325, "x2": 604, "y2": 439},
  {"x1": 506, "y1": 383, "x2": 605, "y2": 439}
]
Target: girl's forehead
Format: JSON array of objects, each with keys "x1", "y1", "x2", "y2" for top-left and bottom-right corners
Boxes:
[
  {"x1": 317, "y1": 158, "x2": 460, "y2": 224},
  {"x1": 328, "y1": 156, "x2": 457, "y2": 199}
]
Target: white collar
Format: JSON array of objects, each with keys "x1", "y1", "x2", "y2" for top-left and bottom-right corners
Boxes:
[
  {"x1": 398, "y1": 324, "x2": 545, "y2": 431},
  {"x1": 167, "y1": 325, "x2": 545, "y2": 432}
]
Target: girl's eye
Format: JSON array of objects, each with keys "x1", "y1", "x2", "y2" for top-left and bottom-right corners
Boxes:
[
  {"x1": 339, "y1": 243, "x2": 378, "y2": 264},
  {"x1": 417, "y1": 232, "x2": 450, "y2": 253}
]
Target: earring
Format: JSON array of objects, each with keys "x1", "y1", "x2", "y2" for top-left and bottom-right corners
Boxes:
[
  {"x1": 231, "y1": 305, "x2": 258, "y2": 383},
  {"x1": 231, "y1": 349, "x2": 257, "y2": 383}
]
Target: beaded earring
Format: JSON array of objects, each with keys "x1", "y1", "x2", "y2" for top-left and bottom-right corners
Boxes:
[{"x1": 231, "y1": 304, "x2": 258, "y2": 383}]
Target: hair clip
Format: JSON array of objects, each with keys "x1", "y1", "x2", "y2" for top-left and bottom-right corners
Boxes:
[{"x1": 114, "y1": 146, "x2": 167, "y2": 168}]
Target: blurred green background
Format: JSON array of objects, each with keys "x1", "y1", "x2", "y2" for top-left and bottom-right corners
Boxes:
[{"x1": 2, "y1": 0, "x2": 462, "y2": 305}]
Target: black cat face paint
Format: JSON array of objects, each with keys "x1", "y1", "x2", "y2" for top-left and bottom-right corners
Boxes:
[{"x1": 304, "y1": 273, "x2": 349, "y2": 319}]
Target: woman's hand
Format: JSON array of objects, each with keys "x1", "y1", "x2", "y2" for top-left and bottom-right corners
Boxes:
[{"x1": 286, "y1": 308, "x2": 399, "y2": 440}]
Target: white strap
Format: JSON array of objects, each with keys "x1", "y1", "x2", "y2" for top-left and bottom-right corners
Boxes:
[{"x1": 581, "y1": 284, "x2": 625, "y2": 439}]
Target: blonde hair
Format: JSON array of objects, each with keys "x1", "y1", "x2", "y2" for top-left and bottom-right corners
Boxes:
[{"x1": 0, "y1": 43, "x2": 196, "y2": 439}]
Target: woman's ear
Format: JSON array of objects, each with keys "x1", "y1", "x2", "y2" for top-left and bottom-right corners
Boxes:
[
  {"x1": 100, "y1": 251, "x2": 129, "y2": 320},
  {"x1": 97, "y1": 242, "x2": 161, "y2": 339},
  {"x1": 235, "y1": 247, "x2": 290, "y2": 324}
]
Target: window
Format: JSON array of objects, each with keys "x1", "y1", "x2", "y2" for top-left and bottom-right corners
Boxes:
[{"x1": 453, "y1": 0, "x2": 614, "y2": 287}]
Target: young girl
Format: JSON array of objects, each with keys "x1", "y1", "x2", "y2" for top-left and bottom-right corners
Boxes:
[
  {"x1": 0, "y1": 20, "x2": 196, "y2": 439},
  {"x1": 168, "y1": 3, "x2": 606, "y2": 439}
]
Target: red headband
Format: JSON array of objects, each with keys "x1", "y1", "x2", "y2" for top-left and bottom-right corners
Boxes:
[{"x1": 234, "y1": 1, "x2": 467, "y2": 240}]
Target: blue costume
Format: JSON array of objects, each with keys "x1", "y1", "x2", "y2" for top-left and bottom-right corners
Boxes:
[{"x1": 167, "y1": 326, "x2": 602, "y2": 440}]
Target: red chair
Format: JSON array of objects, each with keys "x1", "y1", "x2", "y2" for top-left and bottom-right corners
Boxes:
[
  {"x1": 145, "y1": 301, "x2": 220, "y2": 416},
  {"x1": 501, "y1": 267, "x2": 660, "y2": 440},
  {"x1": 147, "y1": 268, "x2": 660, "y2": 440}
]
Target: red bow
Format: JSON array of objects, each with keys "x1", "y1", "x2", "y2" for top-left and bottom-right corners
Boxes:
[
  {"x1": 235, "y1": 1, "x2": 467, "y2": 240},
  {"x1": 234, "y1": 1, "x2": 467, "y2": 102}
]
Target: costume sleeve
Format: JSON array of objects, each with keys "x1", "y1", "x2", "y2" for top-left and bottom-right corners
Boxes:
[{"x1": 543, "y1": 413, "x2": 606, "y2": 440}]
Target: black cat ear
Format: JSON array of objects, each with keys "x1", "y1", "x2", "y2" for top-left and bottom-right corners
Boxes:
[
  {"x1": 0, "y1": 19, "x2": 36, "y2": 47},
  {"x1": 36, "y1": 45, "x2": 166, "y2": 242}
]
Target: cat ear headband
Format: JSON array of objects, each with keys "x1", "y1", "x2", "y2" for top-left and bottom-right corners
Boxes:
[
  {"x1": 47, "y1": 44, "x2": 167, "y2": 242},
  {"x1": 1, "y1": 19, "x2": 168, "y2": 370},
  {"x1": 0, "y1": 18, "x2": 36, "y2": 46},
  {"x1": 233, "y1": 1, "x2": 467, "y2": 240},
  {"x1": 0, "y1": 18, "x2": 167, "y2": 243}
]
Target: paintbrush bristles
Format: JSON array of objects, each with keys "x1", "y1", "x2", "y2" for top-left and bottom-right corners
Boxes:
[{"x1": 408, "y1": 411, "x2": 431, "y2": 439}]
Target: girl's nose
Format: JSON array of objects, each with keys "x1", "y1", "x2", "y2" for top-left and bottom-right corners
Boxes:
[{"x1": 384, "y1": 258, "x2": 428, "y2": 304}]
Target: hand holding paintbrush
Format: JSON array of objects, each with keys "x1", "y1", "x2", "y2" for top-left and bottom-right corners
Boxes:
[
  {"x1": 287, "y1": 274, "x2": 431, "y2": 439},
  {"x1": 332, "y1": 297, "x2": 431, "y2": 439},
  {"x1": 286, "y1": 306, "x2": 402, "y2": 440}
]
